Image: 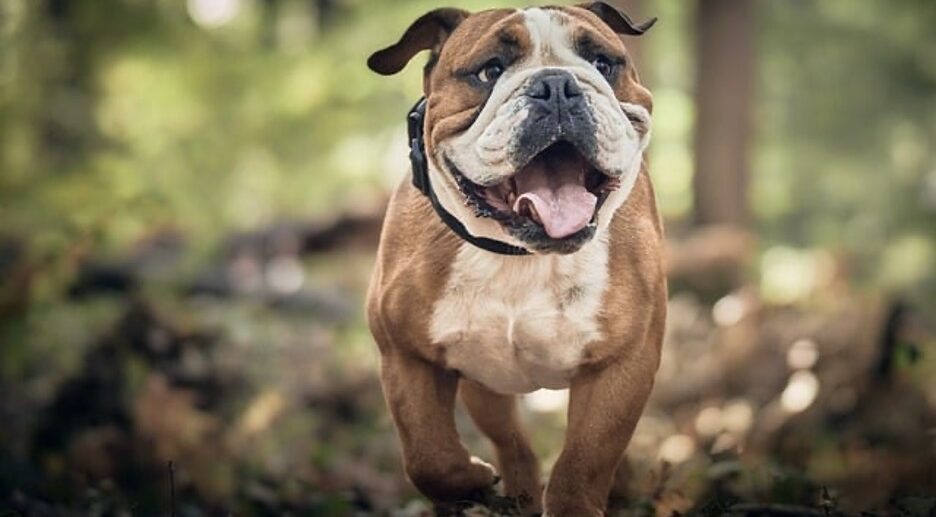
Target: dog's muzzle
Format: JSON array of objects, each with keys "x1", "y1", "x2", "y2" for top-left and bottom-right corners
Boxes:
[
  {"x1": 514, "y1": 69, "x2": 598, "y2": 169},
  {"x1": 446, "y1": 69, "x2": 614, "y2": 254}
]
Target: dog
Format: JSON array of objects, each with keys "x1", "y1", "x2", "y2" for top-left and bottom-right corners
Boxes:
[{"x1": 365, "y1": 3, "x2": 665, "y2": 515}]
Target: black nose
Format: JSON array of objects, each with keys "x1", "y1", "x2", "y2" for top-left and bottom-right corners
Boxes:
[
  {"x1": 526, "y1": 71, "x2": 582, "y2": 101},
  {"x1": 524, "y1": 70, "x2": 585, "y2": 123}
]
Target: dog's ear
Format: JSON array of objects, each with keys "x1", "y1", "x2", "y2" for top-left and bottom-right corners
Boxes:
[
  {"x1": 367, "y1": 8, "x2": 470, "y2": 75},
  {"x1": 579, "y1": 2, "x2": 656, "y2": 36}
]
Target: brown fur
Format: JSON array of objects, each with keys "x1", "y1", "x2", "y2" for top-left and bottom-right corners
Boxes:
[{"x1": 366, "y1": 4, "x2": 664, "y2": 515}]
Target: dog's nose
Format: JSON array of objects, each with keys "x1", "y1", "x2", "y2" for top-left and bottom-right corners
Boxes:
[
  {"x1": 526, "y1": 71, "x2": 583, "y2": 104},
  {"x1": 524, "y1": 70, "x2": 586, "y2": 127}
]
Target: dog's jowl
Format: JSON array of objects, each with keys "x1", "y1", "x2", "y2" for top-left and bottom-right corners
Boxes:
[{"x1": 365, "y1": 3, "x2": 665, "y2": 515}]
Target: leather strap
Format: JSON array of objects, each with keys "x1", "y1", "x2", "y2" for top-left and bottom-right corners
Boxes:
[{"x1": 407, "y1": 98, "x2": 531, "y2": 256}]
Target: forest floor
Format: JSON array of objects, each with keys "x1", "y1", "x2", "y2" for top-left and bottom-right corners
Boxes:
[{"x1": 1, "y1": 218, "x2": 934, "y2": 516}]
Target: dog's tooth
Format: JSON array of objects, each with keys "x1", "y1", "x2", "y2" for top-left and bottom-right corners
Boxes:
[{"x1": 515, "y1": 198, "x2": 542, "y2": 225}]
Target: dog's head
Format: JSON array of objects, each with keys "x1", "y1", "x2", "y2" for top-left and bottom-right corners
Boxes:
[{"x1": 369, "y1": 3, "x2": 654, "y2": 254}]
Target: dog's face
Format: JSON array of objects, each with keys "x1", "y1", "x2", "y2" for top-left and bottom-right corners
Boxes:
[{"x1": 369, "y1": 3, "x2": 654, "y2": 254}]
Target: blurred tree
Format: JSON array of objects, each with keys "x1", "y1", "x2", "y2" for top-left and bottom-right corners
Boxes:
[{"x1": 692, "y1": 0, "x2": 755, "y2": 227}]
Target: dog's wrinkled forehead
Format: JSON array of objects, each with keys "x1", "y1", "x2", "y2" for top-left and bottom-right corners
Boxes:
[
  {"x1": 420, "y1": 6, "x2": 651, "y2": 141},
  {"x1": 433, "y1": 7, "x2": 612, "y2": 75}
]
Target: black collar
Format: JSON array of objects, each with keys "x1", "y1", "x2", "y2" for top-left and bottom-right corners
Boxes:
[{"x1": 407, "y1": 97, "x2": 531, "y2": 256}]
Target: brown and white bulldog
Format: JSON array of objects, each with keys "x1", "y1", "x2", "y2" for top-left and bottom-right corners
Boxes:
[{"x1": 365, "y1": 3, "x2": 666, "y2": 515}]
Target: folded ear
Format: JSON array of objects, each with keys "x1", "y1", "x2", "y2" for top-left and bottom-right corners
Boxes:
[
  {"x1": 579, "y1": 2, "x2": 656, "y2": 36},
  {"x1": 367, "y1": 8, "x2": 470, "y2": 75}
]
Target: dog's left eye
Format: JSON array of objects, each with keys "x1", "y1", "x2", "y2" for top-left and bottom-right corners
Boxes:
[
  {"x1": 592, "y1": 55, "x2": 616, "y2": 80},
  {"x1": 477, "y1": 59, "x2": 505, "y2": 84}
]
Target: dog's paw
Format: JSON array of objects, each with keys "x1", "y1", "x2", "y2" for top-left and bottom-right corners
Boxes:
[
  {"x1": 469, "y1": 456, "x2": 500, "y2": 485},
  {"x1": 455, "y1": 456, "x2": 500, "y2": 497},
  {"x1": 407, "y1": 455, "x2": 500, "y2": 502},
  {"x1": 433, "y1": 462, "x2": 528, "y2": 517}
]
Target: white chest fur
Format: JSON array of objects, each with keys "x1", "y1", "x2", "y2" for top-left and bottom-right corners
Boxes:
[{"x1": 429, "y1": 236, "x2": 610, "y2": 394}]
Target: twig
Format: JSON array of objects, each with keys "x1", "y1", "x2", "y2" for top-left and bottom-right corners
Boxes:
[
  {"x1": 168, "y1": 461, "x2": 176, "y2": 517},
  {"x1": 820, "y1": 486, "x2": 836, "y2": 517},
  {"x1": 875, "y1": 299, "x2": 907, "y2": 383},
  {"x1": 730, "y1": 502, "x2": 823, "y2": 516}
]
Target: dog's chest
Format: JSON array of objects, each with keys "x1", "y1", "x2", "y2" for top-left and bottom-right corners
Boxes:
[{"x1": 429, "y1": 240, "x2": 609, "y2": 394}]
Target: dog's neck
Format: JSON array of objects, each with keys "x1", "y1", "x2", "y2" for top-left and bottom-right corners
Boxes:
[{"x1": 407, "y1": 97, "x2": 532, "y2": 257}]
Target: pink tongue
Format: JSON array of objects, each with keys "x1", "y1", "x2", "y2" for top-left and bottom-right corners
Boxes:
[{"x1": 511, "y1": 149, "x2": 597, "y2": 239}]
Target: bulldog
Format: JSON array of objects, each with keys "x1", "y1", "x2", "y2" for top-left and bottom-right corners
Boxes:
[{"x1": 365, "y1": 3, "x2": 666, "y2": 514}]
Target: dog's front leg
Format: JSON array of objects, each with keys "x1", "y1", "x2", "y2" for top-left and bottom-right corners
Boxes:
[
  {"x1": 460, "y1": 379, "x2": 542, "y2": 513},
  {"x1": 544, "y1": 354, "x2": 656, "y2": 516},
  {"x1": 380, "y1": 350, "x2": 498, "y2": 501}
]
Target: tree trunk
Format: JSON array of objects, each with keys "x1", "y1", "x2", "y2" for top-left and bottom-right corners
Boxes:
[{"x1": 692, "y1": 0, "x2": 755, "y2": 227}]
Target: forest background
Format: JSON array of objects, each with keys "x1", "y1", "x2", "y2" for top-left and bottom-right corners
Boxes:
[{"x1": 0, "y1": 0, "x2": 934, "y2": 515}]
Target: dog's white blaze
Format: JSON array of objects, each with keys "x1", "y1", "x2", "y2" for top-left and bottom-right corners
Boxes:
[
  {"x1": 430, "y1": 236, "x2": 609, "y2": 394},
  {"x1": 522, "y1": 7, "x2": 561, "y2": 64},
  {"x1": 523, "y1": 7, "x2": 585, "y2": 66}
]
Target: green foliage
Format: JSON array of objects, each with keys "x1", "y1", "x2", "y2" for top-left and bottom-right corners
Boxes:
[
  {"x1": 0, "y1": 0, "x2": 526, "y2": 266},
  {"x1": 2, "y1": 0, "x2": 933, "y2": 304},
  {"x1": 755, "y1": 0, "x2": 936, "y2": 301}
]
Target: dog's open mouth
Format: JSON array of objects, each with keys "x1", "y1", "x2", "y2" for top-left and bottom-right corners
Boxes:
[{"x1": 451, "y1": 141, "x2": 619, "y2": 241}]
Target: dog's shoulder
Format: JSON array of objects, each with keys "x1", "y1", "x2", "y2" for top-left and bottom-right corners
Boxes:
[
  {"x1": 366, "y1": 179, "x2": 460, "y2": 356},
  {"x1": 591, "y1": 165, "x2": 667, "y2": 364}
]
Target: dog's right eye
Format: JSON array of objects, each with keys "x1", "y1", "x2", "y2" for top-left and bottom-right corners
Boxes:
[
  {"x1": 476, "y1": 59, "x2": 505, "y2": 84},
  {"x1": 592, "y1": 54, "x2": 616, "y2": 80}
]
